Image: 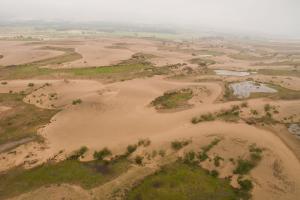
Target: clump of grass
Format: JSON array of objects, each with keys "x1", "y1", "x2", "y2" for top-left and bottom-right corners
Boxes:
[
  {"x1": 138, "y1": 138, "x2": 151, "y2": 147},
  {"x1": 67, "y1": 146, "x2": 88, "y2": 160},
  {"x1": 241, "y1": 102, "x2": 248, "y2": 108},
  {"x1": 264, "y1": 104, "x2": 271, "y2": 112},
  {"x1": 214, "y1": 155, "x2": 224, "y2": 167},
  {"x1": 1, "y1": 81, "x2": 7, "y2": 85},
  {"x1": 171, "y1": 139, "x2": 191, "y2": 150},
  {"x1": 216, "y1": 105, "x2": 240, "y2": 122},
  {"x1": 210, "y1": 170, "x2": 219, "y2": 177},
  {"x1": 250, "y1": 109, "x2": 258, "y2": 115},
  {"x1": 233, "y1": 144, "x2": 263, "y2": 175},
  {"x1": 28, "y1": 83, "x2": 34, "y2": 87},
  {"x1": 72, "y1": 99, "x2": 82, "y2": 105},
  {"x1": 135, "y1": 155, "x2": 144, "y2": 165},
  {"x1": 158, "y1": 149, "x2": 166, "y2": 157},
  {"x1": 183, "y1": 151, "x2": 196, "y2": 164},
  {"x1": 198, "y1": 138, "x2": 221, "y2": 162},
  {"x1": 191, "y1": 113, "x2": 215, "y2": 124},
  {"x1": 93, "y1": 147, "x2": 112, "y2": 160},
  {"x1": 151, "y1": 88, "x2": 193, "y2": 110},
  {"x1": 127, "y1": 144, "x2": 138, "y2": 155}
]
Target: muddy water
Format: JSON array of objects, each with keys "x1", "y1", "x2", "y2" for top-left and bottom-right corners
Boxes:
[{"x1": 230, "y1": 81, "x2": 277, "y2": 98}]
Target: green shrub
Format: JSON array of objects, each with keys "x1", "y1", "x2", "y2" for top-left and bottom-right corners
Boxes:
[
  {"x1": 127, "y1": 144, "x2": 138, "y2": 154},
  {"x1": 158, "y1": 150, "x2": 166, "y2": 157},
  {"x1": 264, "y1": 104, "x2": 271, "y2": 112},
  {"x1": 171, "y1": 140, "x2": 190, "y2": 150},
  {"x1": 213, "y1": 156, "x2": 223, "y2": 167},
  {"x1": 138, "y1": 138, "x2": 151, "y2": 147},
  {"x1": 210, "y1": 170, "x2": 219, "y2": 177},
  {"x1": 67, "y1": 146, "x2": 88, "y2": 160},
  {"x1": 135, "y1": 156, "x2": 143, "y2": 165},
  {"x1": 28, "y1": 83, "x2": 34, "y2": 87},
  {"x1": 93, "y1": 147, "x2": 112, "y2": 160},
  {"x1": 233, "y1": 159, "x2": 255, "y2": 175},
  {"x1": 72, "y1": 99, "x2": 82, "y2": 105},
  {"x1": 238, "y1": 178, "x2": 253, "y2": 191}
]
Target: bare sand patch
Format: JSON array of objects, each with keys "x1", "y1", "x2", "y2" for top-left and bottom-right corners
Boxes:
[{"x1": 0, "y1": 41, "x2": 64, "y2": 66}]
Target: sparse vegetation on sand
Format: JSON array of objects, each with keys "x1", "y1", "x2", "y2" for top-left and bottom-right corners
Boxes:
[
  {"x1": 192, "y1": 105, "x2": 240, "y2": 124},
  {"x1": 72, "y1": 98, "x2": 82, "y2": 105},
  {"x1": 233, "y1": 144, "x2": 263, "y2": 175},
  {"x1": 258, "y1": 69, "x2": 300, "y2": 77},
  {"x1": 126, "y1": 161, "x2": 250, "y2": 200},
  {"x1": 198, "y1": 138, "x2": 221, "y2": 162},
  {"x1": 93, "y1": 147, "x2": 112, "y2": 160},
  {"x1": 189, "y1": 57, "x2": 216, "y2": 67},
  {"x1": 0, "y1": 157, "x2": 130, "y2": 199},
  {"x1": 152, "y1": 88, "x2": 193, "y2": 110},
  {"x1": 0, "y1": 92, "x2": 59, "y2": 145},
  {"x1": 171, "y1": 139, "x2": 191, "y2": 150},
  {"x1": 67, "y1": 146, "x2": 88, "y2": 160},
  {"x1": 0, "y1": 53, "x2": 171, "y2": 81}
]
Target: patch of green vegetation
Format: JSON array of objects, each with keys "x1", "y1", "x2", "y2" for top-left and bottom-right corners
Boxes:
[
  {"x1": 233, "y1": 144, "x2": 262, "y2": 175},
  {"x1": 127, "y1": 144, "x2": 138, "y2": 155},
  {"x1": 0, "y1": 93, "x2": 59, "y2": 145},
  {"x1": 0, "y1": 158, "x2": 130, "y2": 199},
  {"x1": 72, "y1": 99, "x2": 82, "y2": 105},
  {"x1": 152, "y1": 88, "x2": 193, "y2": 110},
  {"x1": 198, "y1": 138, "x2": 221, "y2": 162},
  {"x1": 0, "y1": 53, "x2": 170, "y2": 81},
  {"x1": 229, "y1": 53, "x2": 273, "y2": 61},
  {"x1": 171, "y1": 139, "x2": 191, "y2": 150},
  {"x1": 137, "y1": 138, "x2": 151, "y2": 147},
  {"x1": 93, "y1": 147, "x2": 112, "y2": 160},
  {"x1": 189, "y1": 58, "x2": 216, "y2": 67},
  {"x1": 134, "y1": 155, "x2": 144, "y2": 165},
  {"x1": 67, "y1": 146, "x2": 88, "y2": 160},
  {"x1": 250, "y1": 84, "x2": 300, "y2": 100},
  {"x1": 258, "y1": 69, "x2": 300, "y2": 77},
  {"x1": 214, "y1": 155, "x2": 224, "y2": 167},
  {"x1": 192, "y1": 105, "x2": 240, "y2": 124},
  {"x1": 191, "y1": 113, "x2": 215, "y2": 124},
  {"x1": 216, "y1": 106, "x2": 240, "y2": 122},
  {"x1": 126, "y1": 162, "x2": 250, "y2": 200}
]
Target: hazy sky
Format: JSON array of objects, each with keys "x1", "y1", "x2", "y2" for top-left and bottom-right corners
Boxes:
[{"x1": 0, "y1": 0, "x2": 299, "y2": 38}]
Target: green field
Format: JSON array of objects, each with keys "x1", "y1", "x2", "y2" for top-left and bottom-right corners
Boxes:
[
  {"x1": 126, "y1": 162, "x2": 249, "y2": 200},
  {"x1": 0, "y1": 92, "x2": 59, "y2": 145},
  {"x1": 151, "y1": 88, "x2": 193, "y2": 110},
  {"x1": 0, "y1": 158, "x2": 130, "y2": 199}
]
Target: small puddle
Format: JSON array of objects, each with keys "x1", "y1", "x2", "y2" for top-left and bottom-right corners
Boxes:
[
  {"x1": 288, "y1": 124, "x2": 300, "y2": 138},
  {"x1": 229, "y1": 81, "x2": 277, "y2": 98},
  {"x1": 214, "y1": 70, "x2": 251, "y2": 76}
]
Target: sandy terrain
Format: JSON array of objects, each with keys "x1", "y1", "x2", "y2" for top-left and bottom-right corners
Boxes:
[
  {"x1": 0, "y1": 41, "x2": 64, "y2": 66},
  {"x1": 0, "y1": 37, "x2": 300, "y2": 200}
]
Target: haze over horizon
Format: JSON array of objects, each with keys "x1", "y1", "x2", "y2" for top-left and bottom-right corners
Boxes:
[{"x1": 0, "y1": 0, "x2": 299, "y2": 38}]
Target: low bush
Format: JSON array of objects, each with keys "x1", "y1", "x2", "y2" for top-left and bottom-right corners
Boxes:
[
  {"x1": 135, "y1": 155, "x2": 143, "y2": 165},
  {"x1": 93, "y1": 147, "x2": 112, "y2": 160},
  {"x1": 127, "y1": 144, "x2": 138, "y2": 155}
]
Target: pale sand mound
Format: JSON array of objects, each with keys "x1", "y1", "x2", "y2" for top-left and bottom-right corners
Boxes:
[{"x1": 0, "y1": 41, "x2": 64, "y2": 66}]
